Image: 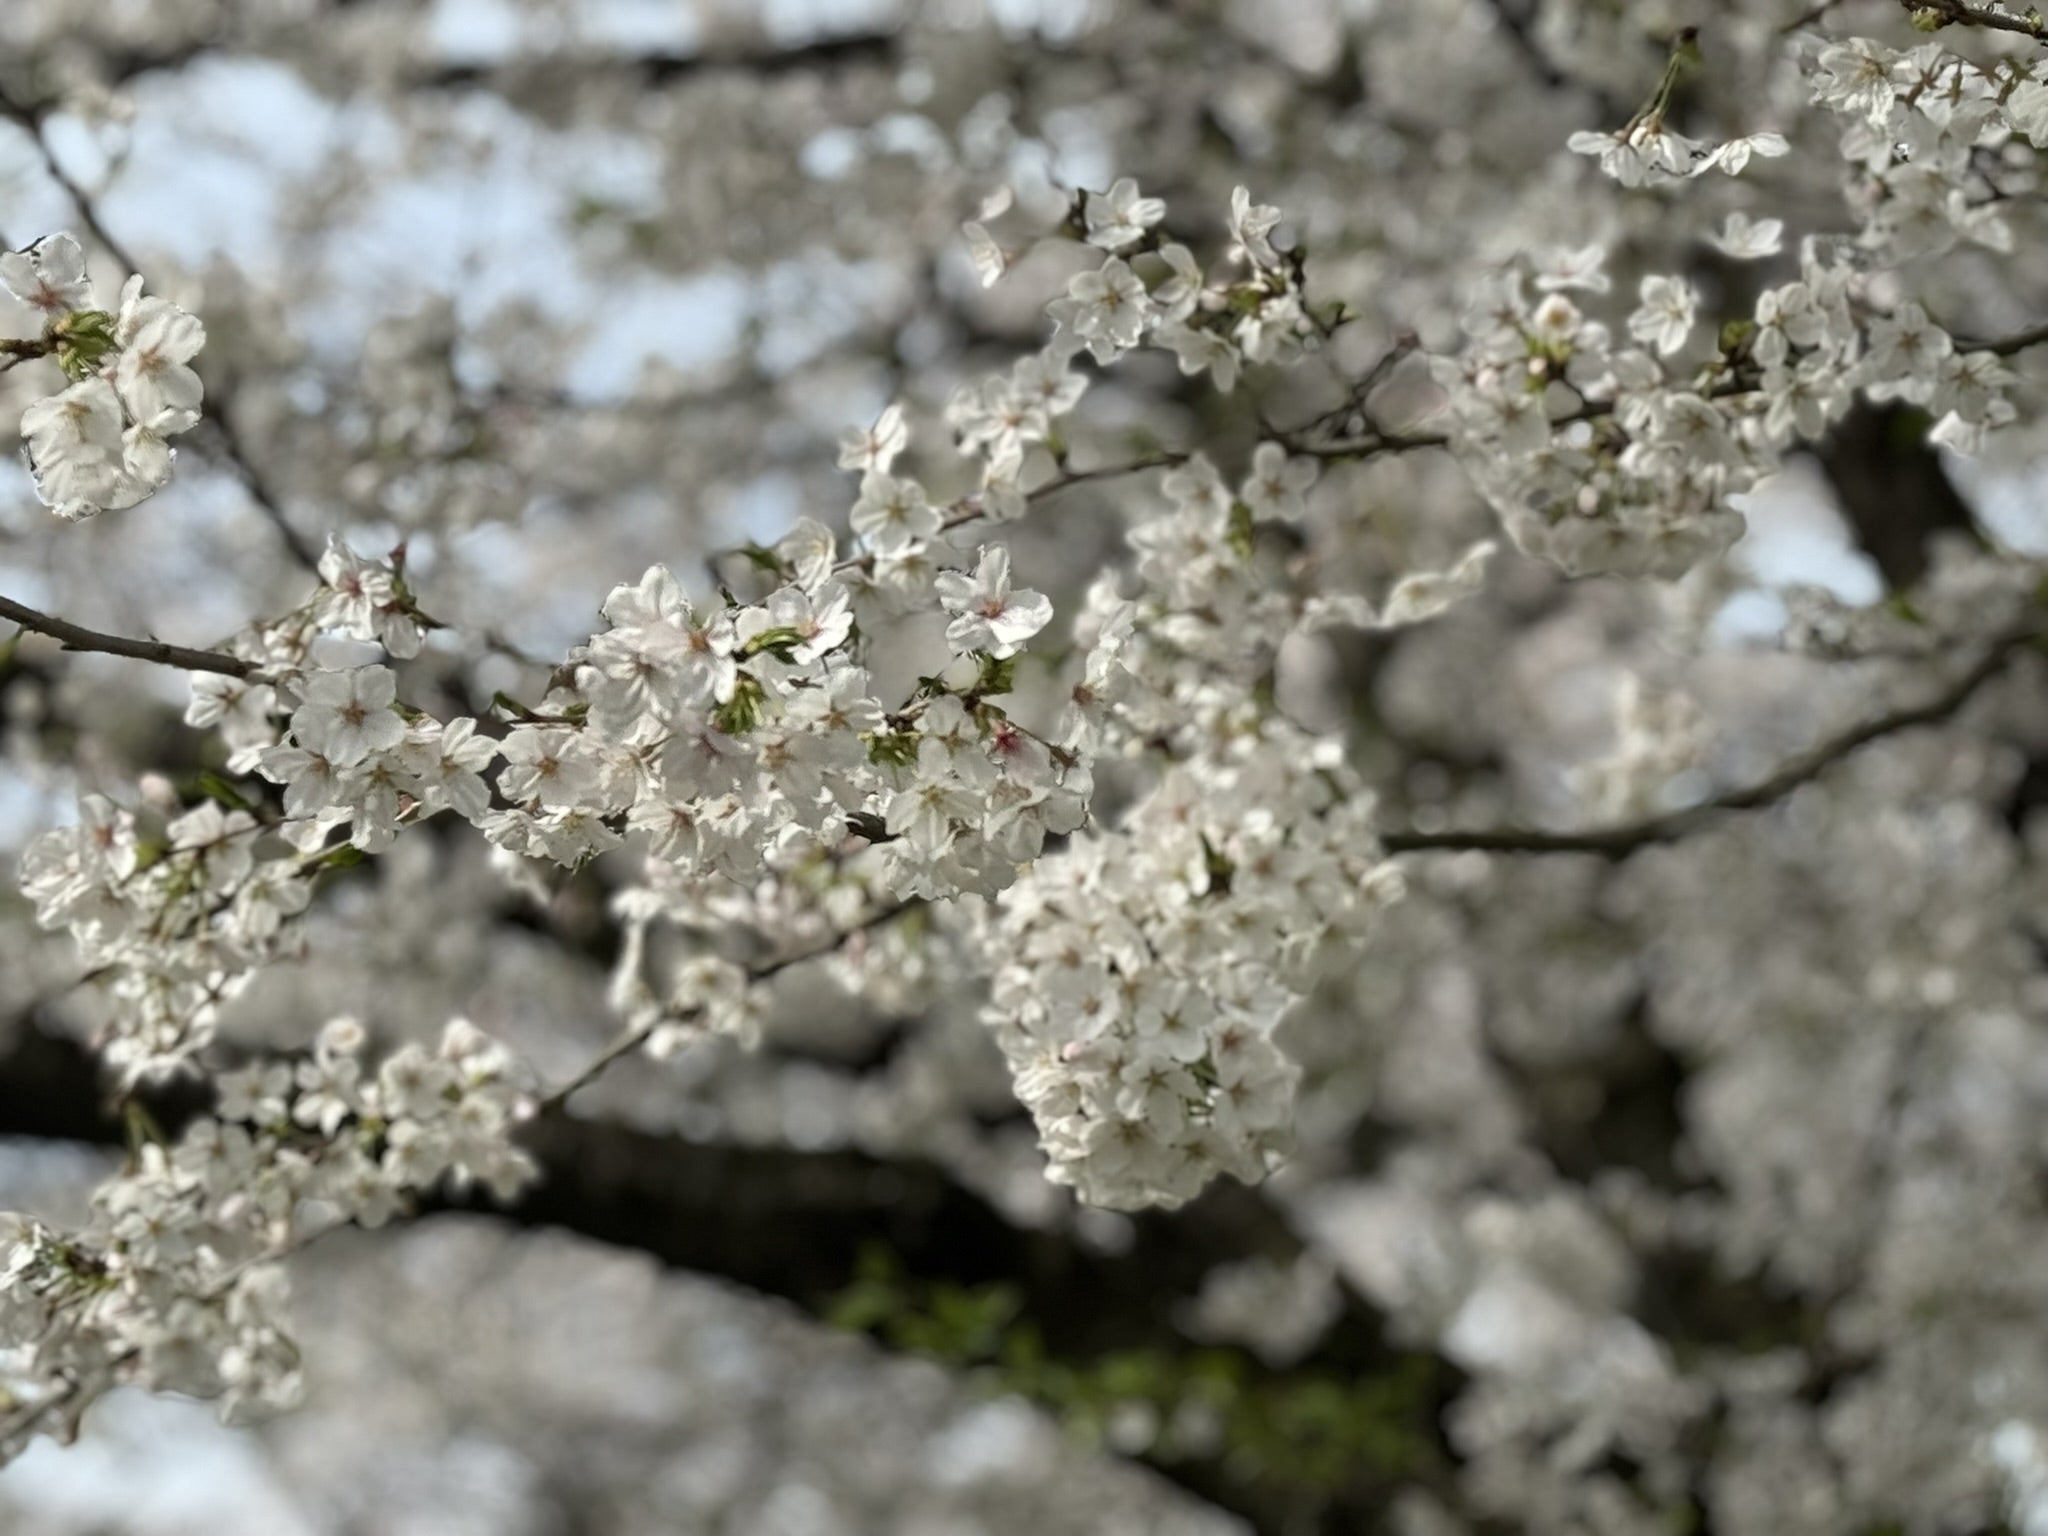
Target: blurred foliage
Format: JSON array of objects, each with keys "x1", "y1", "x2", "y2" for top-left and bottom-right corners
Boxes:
[{"x1": 828, "y1": 1244, "x2": 1440, "y2": 1492}]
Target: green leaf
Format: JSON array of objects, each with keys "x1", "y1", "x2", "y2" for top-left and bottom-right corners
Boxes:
[
  {"x1": 194, "y1": 771, "x2": 258, "y2": 814},
  {"x1": 1226, "y1": 500, "x2": 1256, "y2": 560},
  {"x1": 1199, "y1": 831, "x2": 1235, "y2": 895},
  {"x1": 972, "y1": 651, "x2": 1018, "y2": 696},
  {"x1": 735, "y1": 542, "x2": 789, "y2": 577},
  {"x1": 710, "y1": 672, "x2": 766, "y2": 734},
  {"x1": 864, "y1": 729, "x2": 920, "y2": 767},
  {"x1": 739, "y1": 624, "x2": 804, "y2": 660},
  {"x1": 51, "y1": 309, "x2": 118, "y2": 380}
]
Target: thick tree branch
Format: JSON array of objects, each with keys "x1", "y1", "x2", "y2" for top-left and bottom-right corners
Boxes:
[
  {"x1": 1964, "y1": 319, "x2": 2048, "y2": 357},
  {"x1": 0, "y1": 593, "x2": 254, "y2": 677},
  {"x1": 33, "y1": 18, "x2": 901, "y2": 104},
  {"x1": 1383, "y1": 629, "x2": 2033, "y2": 858},
  {"x1": 416, "y1": 30, "x2": 899, "y2": 91}
]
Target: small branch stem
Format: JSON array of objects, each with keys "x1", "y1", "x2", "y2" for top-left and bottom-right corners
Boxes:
[
  {"x1": 1384, "y1": 630, "x2": 2035, "y2": 858},
  {"x1": 1897, "y1": 0, "x2": 2048, "y2": 40},
  {"x1": 537, "y1": 899, "x2": 920, "y2": 1111}
]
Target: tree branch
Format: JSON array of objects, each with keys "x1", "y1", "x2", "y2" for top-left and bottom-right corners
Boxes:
[
  {"x1": 0, "y1": 593, "x2": 254, "y2": 677},
  {"x1": 539, "y1": 898, "x2": 920, "y2": 1111},
  {"x1": 1476, "y1": 0, "x2": 1578, "y2": 94},
  {"x1": 415, "y1": 30, "x2": 899, "y2": 91},
  {"x1": 1383, "y1": 629, "x2": 2034, "y2": 858},
  {"x1": 1898, "y1": 0, "x2": 2048, "y2": 39},
  {"x1": 1963, "y1": 318, "x2": 2048, "y2": 357}
]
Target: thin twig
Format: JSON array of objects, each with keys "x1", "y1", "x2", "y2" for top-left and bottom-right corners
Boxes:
[
  {"x1": 1478, "y1": 0, "x2": 1578, "y2": 93},
  {"x1": 824, "y1": 454, "x2": 1184, "y2": 579},
  {"x1": 537, "y1": 898, "x2": 920, "y2": 1111},
  {"x1": 1383, "y1": 630, "x2": 2035, "y2": 859},
  {"x1": 0, "y1": 593, "x2": 254, "y2": 677},
  {"x1": 1781, "y1": 0, "x2": 1850, "y2": 33}
]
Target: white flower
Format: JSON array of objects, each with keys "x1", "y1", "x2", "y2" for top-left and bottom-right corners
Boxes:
[
  {"x1": 1154, "y1": 322, "x2": 1240, "y2": 393},
  {"x1": 1628, "y1": 275, "x2": 1697, "y2": 357},
  {"x1": 257, "y1": 744, "x2": 344, "y2": 819},
  {"x1": 1863, "y1": 302, "x2": 1952, "y2": 389},
  {"x1": 1375, "y1": 541, "x2": 1496, "y2": 628},
  {"x1": 1241, "y1": 443, "x2": 1317, "y2": 523},
  {"x1": 112, "y1": 276, "x2": 206, "y2": 433},
  {"x1": 601, "y1": 563, "x2": 690, "y2": 629},
  {"x1": 1566, "y1": 128, "x2": 1658, "y2": 187},
  {"x1": 1930, "y1": 350, "x2": 2016, "y2": 429},
  {"x1": 962, "y1": 220, "x2": 1008, "y2": 287},
  {"x1": 1053, "y1": 258, "x2": 1152, "y2": 363},
  {"x1": 1533, "y1": 244, "x2": 1611, "y2": 294},
  {"x1": 1084, "y1": 177, "x2": 1166, "y2": 251},
  {"x1": 0, "y1": 234, "x2": 92, "y2": 315},
  {"x1": 1811, "y1": 38, "x2": 1895, "y2": 127},
  {"x1": 850, "y1": 471, "x2": 940, "y2": 554},
  {"x1": 290, "y1": 666, "x2": 405, "y2": 768},
  {"x1": 1227, "y1": 186, "x2": 1282, "y2": 268},
  {"x1": 1708, "y1": 212, "x2": 1784, "y2": 260},
  {"x1": 402, "y1": 717, "x2": 499, "y2": 820},
  {"x1": 1697, "y1": 131, "x2": 1789, "y2": 178},
  {"x1": 885, "y1": 759, "x2": 983, "y2": 857},
  {"x1": 498, "y1": 726, "x2": 602, "y2": 809},
  {"x1": 934, "y1": 545, "x2": 1053, "y2": 658},
  {"x1": 2008, "y1": 77, "x2": 2048, "y2": 146},
  {"x1": 837, "y1": 403, "x2": 908, "y2": 475},
  {"x1": 315, "y1": 537, "x2": 425, "y2": 657},
  {"x1": 21, "y1": 377, "x2": 129, "y2": 520},
  {"x1": 736, "y1": 580, "x2": 853, "y2": 665},
  {"x1": 1009, "y1": 349, "x2": 1088, "y2": 419}
]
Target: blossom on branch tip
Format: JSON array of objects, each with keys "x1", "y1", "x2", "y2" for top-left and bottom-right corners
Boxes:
[{"x1": 934, "y1": 545, "x2": 1053, "y2": 659}]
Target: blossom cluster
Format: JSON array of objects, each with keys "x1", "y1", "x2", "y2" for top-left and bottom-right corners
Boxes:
[
  {"x1": 1413, "y1": 227, "x2": 2018, "y2": 580},
  {"x1": 987, "y1": 742, "x2": 1401, "y2": 1210},
  {"x1": 1013, "y1": 184, "x2": 1314, "y2": 396},
  {"x1": 20, "y1": 796, "x2": 313, "y2": 1082},
  {"x1": 2, "y1": 232, "x2": 206, "y2": 519},
  {"x1": 970, "y1": 425, "x2": 1451, "y2": 1208},
  {"x1": 12, "y1": 51, "x2": 2048, "y2": 1521},
  {"x1": 0, "y1": 1017, "x2": 530, "y2": 1462},
  {"x1": 1809, "y1": 36, "x2": 2040, "y2": 263}
]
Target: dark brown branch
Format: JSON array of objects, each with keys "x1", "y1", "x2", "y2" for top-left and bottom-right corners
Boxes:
[
  {"x1": 35, "y1": 17, "x2": 900, "y2": 103},
  {"x1": 1964, "y1": 319, "x2": 2048, "y2": 357},
  {"x1": 1898, "y1": 0, "x2": 2048, "y2": 39},
  {"x1": 0, "y1": 593, "x2": 254, "y2": 677},
  {"x1": 414, "y1": 30, "x2": 899, "y2": 92},
  {"x1": 1383, "y1": 630, "x2": 2032, "y2": 858}
]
